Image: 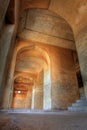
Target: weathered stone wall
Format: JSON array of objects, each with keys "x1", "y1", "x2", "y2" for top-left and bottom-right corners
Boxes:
[
  {"x1": 0, "y1": 0, "x2": 21, "y2": 108},
  {"x1": 0, "y1": 25, "x2": 15, "y2": 108},
  {"x1": 34, "y1": 70, "x2": 44, "y2": 109},
  {"x1": 12, "y1": 92, "x2": 26, "y2": 108},
  {"x1": 18, "y1": 9, "x2": 75, "y2": 50},
  {"x1": 25, "y1": 84, "x2": 32, "y2": 109},
  {"x1": 37, "y1": 43, "x2": 79, "y2": 109},
  {"x1": 50, "y1": 46, "x2": 79, "y2": 109},
  {"x1": 75, "y1": 26, "x2": 87, "y2": 98}
]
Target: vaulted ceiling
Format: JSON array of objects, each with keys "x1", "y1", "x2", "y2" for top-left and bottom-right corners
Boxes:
[
  {"x1": 20, "y1": 0, "x2": 87, "y2": 35},
  {"x1": 18, "y1": 8, "x2": 75, "y2": 50}
]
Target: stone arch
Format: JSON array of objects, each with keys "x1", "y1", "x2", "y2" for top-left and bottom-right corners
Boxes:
[{"x1": 4, "y1": 40, "x2": 51, "y2": 109}]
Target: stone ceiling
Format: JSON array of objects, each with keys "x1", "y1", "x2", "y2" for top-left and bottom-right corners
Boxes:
[
  {"x1": 18, "y1": 9, "x2": 75, "y2": 50},
  {"x1": 20, "y1": 0, "x2": 87, "y2": 36}
]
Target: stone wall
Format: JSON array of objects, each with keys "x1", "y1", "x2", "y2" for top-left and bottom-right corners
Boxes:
[
  {"x1": 50, "y1": 46, "x2": 79, "y2": 109},
  {"x1": 25, "y1": 84, "x2": 32, "y2": 109},
  {"x1": 12, "y1": 92, "x2": 26, "y2": 108},
  {"x1": 37, "y1": 43, "x2": 80, "y2": 109},
  {"x1": 34, "y1": 70, "x2": 44, "y2": 109},
  {"x1": 18, "y1": 9, "x2": 75, "y2": 50},
  {"x1": 75, "y1": 26, "x2": 87, "y2": 98},
  {"x1": 0, "y1": 0, "x2": 21, "y2": 108},
  {"x1": 0, "y1": 25, "x2": 15, "y2": 108}
]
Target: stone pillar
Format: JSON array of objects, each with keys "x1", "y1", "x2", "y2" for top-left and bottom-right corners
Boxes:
[
  {"x1": 0, "y1": 0, "x2": 20, "y2": 109},
  {"x1": 1, "y1": 40, "x2": 17, "y2": 109},
  {"x1": 75, "y1": 26, "x2": 87, "y2": 98},
  {"x1": 43, "y1": 69, "x2": 51, "y2": 110},
  {"x1": 0, "y1": 25, "x2": 15, "y2": 109},
  {"x1": 31, "y1": 83, "x2": 35, "y2": 109}
]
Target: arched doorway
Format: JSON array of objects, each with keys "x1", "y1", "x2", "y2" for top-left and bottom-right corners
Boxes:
[{"x1": 10, "y1": 43, "x2": 51, "y2": 110}]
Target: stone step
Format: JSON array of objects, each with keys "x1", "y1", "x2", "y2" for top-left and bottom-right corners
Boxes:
[
  {"x1": 76, "y1": 99, "x2": 87, "y2": 103},
  {"x1": 68, "y1": 106, "x2": 87, "y2": 111},
  {"x1": 80, "y1": 96, "x2": 86, "y2": 100},
  {"x1": 72, "y1": 102, "x2": 87, "y2": 107},
  {"x1": 68, "y1": 95, "x2": 87, "y2": 111}
]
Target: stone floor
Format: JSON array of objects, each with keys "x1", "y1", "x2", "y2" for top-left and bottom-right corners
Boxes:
[{"x1": 0, "y1": 111, "x2": 87, "y2": 130}]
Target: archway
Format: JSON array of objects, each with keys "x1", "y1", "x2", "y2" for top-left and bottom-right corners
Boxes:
[{"x1": 5, "y1": 42, "x2": 51, "y2": 110}]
